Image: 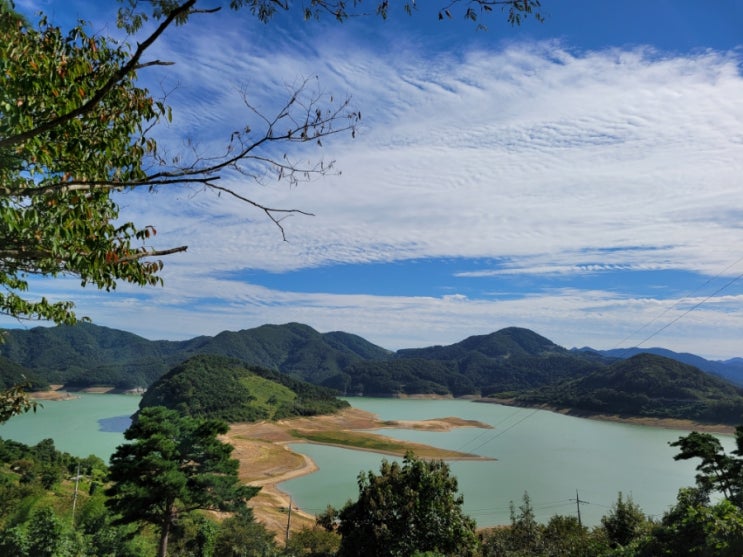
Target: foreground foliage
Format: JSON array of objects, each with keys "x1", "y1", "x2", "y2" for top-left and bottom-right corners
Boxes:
[
  {"x1": 4, "y1": 420, "x2": 743, "y2": 555},
  {"x1": 0, "y1": 0, "x2": 376, "y2": 326},
  {"x1": 0, "y1": 383, "x2": 37, "y2": 424},
  {"x1": 0, "y1": 3, "x2": 176, "y2": 325},
  {"x1": 106, "y1": 406, "x2": 259, "y2": 557},
  {"x1": 326, "y1": 451, "x2": 480, "y2": 556}
]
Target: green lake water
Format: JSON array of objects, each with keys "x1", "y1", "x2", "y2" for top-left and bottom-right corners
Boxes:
[
  {"x1": 280, "y1": 397, "x2": 732, "y2": 527},
  {"x1": 0, "y1": 394, "x2": 730, "y2": 527},
  {"x1": 0, "y1": 393, "x2": 140, "y2": 460}
]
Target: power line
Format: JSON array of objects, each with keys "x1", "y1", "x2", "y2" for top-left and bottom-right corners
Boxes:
[
  {"x1": 456, "y1": 405, "x2": 526, "y2": 452},
  {"x1": 466, "y1": 408, "x2": 541, "y2": 454},
  {"x1": 612, "y1": 255, "x2": 743, "y2": 355},
  {"x1": 631, "y1": 267, "x2": 743, "y2": 352}
]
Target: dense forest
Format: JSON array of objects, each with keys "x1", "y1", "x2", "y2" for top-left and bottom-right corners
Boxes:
[
  {"x1": 0, "y1": 322, "x2": 391, "y2": 390},
  {"x1": 511, "y1": 353, "x2": 743, "y2": 423},
  {"x1": 4, "y1": 322, "x2": 743, "y2": 425},
  {"x1": 140, "y1": 354, "x2": 350, "y2": 421}
]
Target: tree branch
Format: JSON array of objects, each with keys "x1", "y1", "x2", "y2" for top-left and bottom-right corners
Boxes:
[
  {"x1": 134, "y1": 60, "x2": 176, "y2": 69},
  {"x1": 207, "y1": 183, "x2": 312, "y2": 241},
  {"x1": 0, "y1": 0, "x2": 196, "y2": 150},
  {"x1": 116, "y1": 245, "x2": 188, "y2": 262}
]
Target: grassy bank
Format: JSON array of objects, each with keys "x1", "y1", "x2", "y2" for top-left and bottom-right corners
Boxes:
[{"x1": 289, "y1": 429, "x2": 488, "y2": 459}]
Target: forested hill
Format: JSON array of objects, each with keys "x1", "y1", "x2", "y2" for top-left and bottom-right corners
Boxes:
[
  {"x1": 0, "y1": 324, "x2": 184, "y2": 389},
  {"x1": 512, "y1": 353, "x2": 743, "y2": 424},
  {"x1": 0, "y1": 355, "x2": 46, "y2": 390},
  {"x1": 576, "y1": 346, "x2": 743, "y2": 386},
  {"x1": 3, "y1": 322, "x2": 743, "y2": 423},
  {"x1": 139, "y1": 354, "x2": 350, "y2": 422},
  {"x1": 0, "y1": 322, "x2": 390, "y2": 390},
  {"x1": 340, "y1": 327, "x2": 602, "y2": 397}
]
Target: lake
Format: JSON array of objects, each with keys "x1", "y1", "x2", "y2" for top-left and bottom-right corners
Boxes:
[
  {"x1": 0, "y1": 393, "x2": 139, "y2": 459},
  {"x1": 280, "y1": 398, "x2": 730, "y2": 527},
  {"x1": 0, "y1": 394, "x2": 728, "y2": 527}
]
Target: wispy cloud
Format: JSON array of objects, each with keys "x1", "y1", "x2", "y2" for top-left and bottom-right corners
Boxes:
[
  {"x1": 140, "y1": 30, "x2": 743, "y2": 272},
  {"x1": 6, "y1": 4, "x2": 743, "y2": 358}
]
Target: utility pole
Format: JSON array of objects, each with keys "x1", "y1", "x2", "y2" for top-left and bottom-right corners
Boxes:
[
  {"x1": 71, "y1": 464, "x2": 81, "y2": 527},
  {"x1": 573, "y1": 489, "x2": 589, "y2": 528},
  {"x1": 285, "y1": 496, "x2": 293, "y2": 545}
]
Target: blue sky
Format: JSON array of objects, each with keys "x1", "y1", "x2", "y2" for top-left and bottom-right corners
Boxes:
[{"x1": 9, "y1": 1, "x2": 743, "y2": 359}]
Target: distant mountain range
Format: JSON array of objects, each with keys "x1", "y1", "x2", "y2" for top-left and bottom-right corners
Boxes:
[
  {"x1": 515, "y1": 353, "x2": 743, "y2": 424},
  {"x1": 572, "y1": 346, "x2": 743, "y2": 386},
  {"x1": 0, "y1": 322, "x2": 390, "y2": 391},
  {"x1": 2, "y1": 322, "x2": 743, "y2": 425}
]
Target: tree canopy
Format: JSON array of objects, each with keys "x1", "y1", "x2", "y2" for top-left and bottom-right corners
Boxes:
[
  {"x1": 105, "y1": 406, "x2": 259, "y2": 557},
  {"x1": 0, "y1": 382, "x2": 37, "y2": 423},
  {"x1": 670, "y1": 427, "x2": 743, "y2": 506},
  {"x1": 0, "y1": 0, "x2": 360, "y2": 325},
  {"x1": 333, "y1": 451, "x2": 479, "y2": 557}
]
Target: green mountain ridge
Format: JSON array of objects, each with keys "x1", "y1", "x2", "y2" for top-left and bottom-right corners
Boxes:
[
  {"x1": 514, "y1": 353, "x2": 743, "y2": 423},
  {"x1": 577, "y1": 346, "x2": 743, "y2": 386},
  {"x1": 395, "y1": 327, "x2": 598, "y2": 396},
  {"x1": 0, "y1": 322, "x2": 391, "y2": 390},
  {"x1": 3, "y1": 322, "x2": 743, "y2": 424}
]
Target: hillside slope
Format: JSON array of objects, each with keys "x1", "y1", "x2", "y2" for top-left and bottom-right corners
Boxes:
[
  {"x1": 393, "y1": 327, "x2": 602, "y2": 395},
  {"x1": 0, "y1": 355, "x2": 46, "y2": 390},
  {"x1": 0, "y1": 322, "x2": 390, "y2": 389},
  {"x1": 514, "y1": 353, "x2": 743, "y2": 424},
  {"x1": 140, "y1": 354, "x2": 350, "y2": 422},
  {"x1": 577, "y1": 346, "x2": 743, "y2": 386},
  {"x1": 0, "y1": 323, "x2": 181, "y2": 388}
]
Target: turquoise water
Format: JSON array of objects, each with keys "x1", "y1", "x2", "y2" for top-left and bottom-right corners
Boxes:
[
  {"x1": 0, "y1": 393, "x2": 140, "y2": 461},
  {"x1": 0, "y1": 394, "x2": 730, "y2": 527},
  {"x1": 279, "y1": 398, "x2": 732, "y2": 527}
]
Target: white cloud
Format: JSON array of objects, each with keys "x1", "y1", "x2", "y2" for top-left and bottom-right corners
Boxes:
[
  {"x1": 133, "y1": 34, "x2": 743, "y2": 274},
  {"x1": 6, "y1": 4, "x2": 743, "y2": 359}
]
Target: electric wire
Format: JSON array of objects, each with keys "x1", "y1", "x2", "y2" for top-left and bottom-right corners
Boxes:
[
  {"x1": 455, "y1": 405, "x2": 526, "y2": 453},
  {"x1": 465, "y1": 408, "x2": 541, "y2": 454},
  {"x1": 611, "y1": 255, "x2": 743, "y2": 355},
  {"x1": 630, "y1": 267, "x2": 743, "y2": 353}
]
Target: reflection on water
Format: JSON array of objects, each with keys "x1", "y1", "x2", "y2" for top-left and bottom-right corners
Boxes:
[
  {"x1": 98, "y1": 415, "x2": 133, "y2": 433},
  {"x1": 0, "y1": 393, "x2": 141, "y2": 460}
]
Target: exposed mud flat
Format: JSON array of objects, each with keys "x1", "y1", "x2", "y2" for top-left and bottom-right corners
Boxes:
[{"x1": 224, "y1": 406, "x2": 494, "y2": 538}]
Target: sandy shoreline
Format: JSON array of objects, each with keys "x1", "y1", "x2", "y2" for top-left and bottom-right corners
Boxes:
[
  {"x1": 25, "y1": 389, "x2": 736, "y2": 538},
  {"x1": 229, "y1": 402, "x2": 736, "y2": 537},
  {"x1": 223, "y1": 406, "x2": 493, "y2": 537},
  {"x1": 30, "y1": 385, "x2": 145, "y2": 400}
]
